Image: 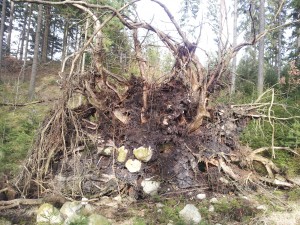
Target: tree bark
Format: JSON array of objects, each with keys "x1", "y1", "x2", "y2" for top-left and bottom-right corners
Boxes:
[
  {"x1": 81, "y1": 18, "x2": 89, "y2": 73},
  {"x1": 19, "y1": 4, "x2": 29, "y2": 60},
  {"x1": 41, "y1": 5, "x2": 51, "y2": 63},
  {"x1": 6, "y1": 1, "x2": 15, "y2": 56},
  {"x1": 28, "y1": 4, "x2": 43, "y2": 100},
  {"x1": 231, "y1": 0, "x2": 238, "y2": 94},
  {"x1": 258, "y1": 0, "x2": 265, "y2": 95},
  {"x1": 0, "y1": 0, "x2": 7, "y2": 65},
  {"x1": 276, "y1": 17, "x2": 282, "y2": 82},
  {"x1": 21, "y1": 3, "x2": 32, "y2": 82},
  {"x1": 61, "y1": 18, "x2": 69, "y2": 64},
  {"x1": 50, "y1": 16, "x2": 57, "y2": 60}
]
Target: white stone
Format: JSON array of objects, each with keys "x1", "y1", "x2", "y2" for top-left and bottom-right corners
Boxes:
[
  {"x1": 60, "y1": 201, "x2": 82, "y2": 219},
  {"x1": 125, "y1": 159, "x2": 142, "y2": 173},
  {"x1": 219, "y1": 177, "x2": 229, "y2": 184},
  {"x1": 81, "y1": 197, "x2": 89, "y2": 205},
  {"x1": 117, "y1": 146, "x2": 128, "y2": 163},
  {"x1": 256, "y1": 205, "x2": 267, "y2": 211},
  {"x1": 210, "y1": 197, "x2": 218, "y2": 204},
  {"x1": 179, "y1": 204, "x2": 202, "y2": 224},
  {"x1": 156, "y1": 203, "x2": 164, "y2": 208},
  {"x1": 208, "y1": 205, "x2": 215, "y2": 212},
  {"x1": 133, "y1": 146, "x2": 153, "y2": 162},
  {"x1": 141, "y1": 179, "x2": 160, "y2": 195},
  {"x1": 36, "y1": 203, "x2": 63, "y2": 224},
  {"x1": 196, "y1": 193, "x2": 206, "y2": 200}
]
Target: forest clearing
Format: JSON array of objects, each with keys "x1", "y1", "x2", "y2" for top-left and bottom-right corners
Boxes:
[{"x1": 0, "y1": 0, "x2": 300, "y2": 224}]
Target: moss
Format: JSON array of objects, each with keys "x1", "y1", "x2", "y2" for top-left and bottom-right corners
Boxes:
[{"x1": 287, "y1": 188, "x2": 300, "y2": 201}]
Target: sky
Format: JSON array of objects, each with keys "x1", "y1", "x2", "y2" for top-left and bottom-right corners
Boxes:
[{"x1": 135, "y1": 0, "x2": 236, "y2": 63}]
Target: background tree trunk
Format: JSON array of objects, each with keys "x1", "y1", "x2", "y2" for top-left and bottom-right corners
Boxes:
[
  {"x1": 28, "y1": 4, "x2": 43, "y2": 100},
  {"x1": 6, "y1": 1, "x2": 15, "y2": 56},
  {"x1": 19, "y1": 4, "x2": 29, "y2": 60},
  {"x1": 258, "y1": 0, "x2": 265, "y2": 95},
  {"x1": 61, "y1": 18, "x2": 69, "y2": 64},
  {"x1": 0, "y1": 0, "x2": 7, "y2": 64},
  {"x1": 231, "y1": 0, "x2": 237, "y2": 94},
  {"x1": 21, "y1": 3, "x2": 32, "y2": 82},
  {"x1": 41, "y1": 5, "x2": 51, "y2": 63}
]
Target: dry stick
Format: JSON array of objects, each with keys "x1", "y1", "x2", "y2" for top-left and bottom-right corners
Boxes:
[
  {"x1": 268, "y1": 89, "x2": 276, "y2": 158},
  {"x1": 0, "y1": 99, "x2": 58, "y2": 106}
]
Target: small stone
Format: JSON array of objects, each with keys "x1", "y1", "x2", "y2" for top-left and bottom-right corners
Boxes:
[
  {"x1": 196, "y1": 193, "x2": 206, "y2": 200},
  {"x1": 67, "y1": 93, "x2": 86, "y2": 109},
  {"x1": 156, "y1": 203, "x2": 164, "y2": 208},
  {"x1": 117, "y1": 146, "x2": 128, "y2": 163},
  {"x1": 210, "y1": 197, "x2": 218, "y2": 204},
  {"x1": 60, "y1": 201, "x2": 82, "y2": 219},
  {"x1": 179, "y1": 204, "x2": 202, "y2": 224},
  {"x1": 88, "y1": 214, "x2": 111, "y2": 225},
  {"x1": 125, "y1": 159, "x2": 142, "y2": 173},
  {"x1": 141, "y1": 179, "x2": 160, "y2": 195},
  {"x1": 133, "y1": 146, "x2": 153, "y2": 162},
  {"x1": 81, "y1": 197, "x2": 89, "y2": 205},
  {"x1": 208, "y1": 205, "x2": 215, "y2": 212},
  {"x1": 157, "y1": 208, "x2": 162, "y2": 213},
  {"x1": 97, "y1": 146, "x2": 114, "y2": 156},
  {"x1": 37, "y1": 203, "x2": 63, "y2": 224},
  {"x1": 219, "y1": 177, "x2": 229, "y2": 184},
  {"x1": 256, "y1": 205, "x2": 267, "y2": 211}
]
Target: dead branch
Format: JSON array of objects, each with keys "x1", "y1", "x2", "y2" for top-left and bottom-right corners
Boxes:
[
  {"x1": 0, "y1": 99, "x2": 58, "y2": 106},
  {"x1": 0, "y1": 198, "x2": 43, "y2": 210}
]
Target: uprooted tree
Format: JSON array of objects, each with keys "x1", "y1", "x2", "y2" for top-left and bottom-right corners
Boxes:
[{"x1": 9, "y1": 0, "x2": 299, "y2": 201}]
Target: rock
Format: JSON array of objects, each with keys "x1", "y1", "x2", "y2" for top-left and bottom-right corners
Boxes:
[
  {"x1": 133, "y1": 146, "x2": 153, "y2": 162},
  {"x1": 179, "y1": 204, "x2": 201, "y2": 224},
  {"x1": 256, "y1": 205, "x2": 267, "y2": 211},
  {"x1": 141, "y1": 179, "x2": 160, "y2": 195},
  {"x1": 67, "y1": 93, "x2": 86, "y2": 109},
  {"x1": 156, "y1": 203, "x2": 164, "y2": 208},
  {"x1": 60, "y1": 201, "x2": 82, "y2": 219},
  {"x1": 36, "y1": 203, "x2": 63, "y2": 224},
  {"x1": 81, "y1": 197, "x2": 89, "y2": 205},
  {"x1": 64, "y1": 215, "x2": 88, "y2": 225},
  {"x1": 219, "y1": 177, "x2": 229, "y2": 184},
  {"x1": 210, "y1": 197, "x2": 218, "y2": 204},
  {"x1": 100, "y1": 146, "x2": 114, "y2": 156},
  {"x1": 125, "y1": 159, "x2": 142, "y2": 173},
  {"x1": 196, "y1": 193, "x2": 206, "y2": 200},
  {"x1": 208, "y1": 205, "x2": 215, "y2": 212},
  {"x1": 117, "y1": 146, "x2": 128, "y2": 163},
  {"x1": 0, "y1": 218, "x2": 12, "y2": 225},
  {"x1": 88, "y1": 214, "x2": 111, "y2": 225}
]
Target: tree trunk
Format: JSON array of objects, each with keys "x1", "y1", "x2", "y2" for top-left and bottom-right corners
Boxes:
[
  {"x1": 6, "y1": 1, "x2": 15, "y2": 56},
  {"x1": 276, "y1": 18, "x2": 282, "y2": 82},
  {"x1": 28, "y1": 4, "x2": 43, "y2": 100},
  {"x1": 50, "y1": 16, "x2": 57, "y2": 60},
  {"x1": 81, "y1": 18, "x2": 89, "y2": 73},
  {"x1": 61, "y1": 18, "x2": 69, "y2": 64},
  {"x1": 258, "y1": 0, "x2": 265, "y2": 95},
  {"x1": 231, "y1": 0, "x2": 238, "y2": 94},
  {"x1": 19, "y1": 4, "x2": 29, "y2": 60},
  {"x1": 0, "y1": 0, "x2": 7, "y2": 65},
  {"x1": 41, "y1": 5, "x2": 51, "y2": 63},
  {"x1": 21, "y1": 3, "x2": 32, "y2": 82},
  {"x1": 217, "y1": 0, "x2": 225, "y2": 60}
]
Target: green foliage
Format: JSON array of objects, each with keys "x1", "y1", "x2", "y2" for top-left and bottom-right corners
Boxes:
[
  {"x1": 0, "y1": 106, "x2": 42, "y2": 174},
  {"x1": 132, "y1": 217, "x2": 147, "y2": 225},
  {"x1": 69, "y1": 215, "x2": 88, "y2": 225},
  {"x1": 287, "y1": 188, "x2": 300, "y2": 201}
]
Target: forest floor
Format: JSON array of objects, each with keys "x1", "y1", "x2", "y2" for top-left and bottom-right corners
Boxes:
[{"x1": 0, "y1": 61, "x2": 300, "y2": 224}]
